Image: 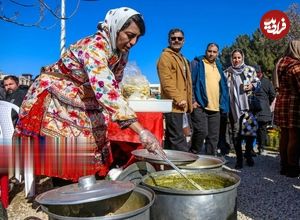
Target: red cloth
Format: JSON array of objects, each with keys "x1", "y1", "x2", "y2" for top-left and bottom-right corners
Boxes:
[
  {"x1": 0, "y1": 144, "x2": 9, "y2": 208},
  {"x1": 108, "y1": 112, "x2": 164, "y2": 143},
  {"x1": 16, "y1": 90, "x2": 48, "y2": 137},
  {"x1": 0, "y1": 175, "x2": 8, "y2": 208},
  {"x1": 108, "y1": 112, "x2": 164, "y2": 168}
]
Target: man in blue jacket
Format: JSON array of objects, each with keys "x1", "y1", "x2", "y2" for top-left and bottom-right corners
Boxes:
[{"x1": 190, "y1": 43, "x2": 229, "y2": 155}]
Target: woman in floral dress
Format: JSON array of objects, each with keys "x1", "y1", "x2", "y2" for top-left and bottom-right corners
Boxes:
[{"x1": 14, "y1": 7, "x2": 162, "y2": 181}]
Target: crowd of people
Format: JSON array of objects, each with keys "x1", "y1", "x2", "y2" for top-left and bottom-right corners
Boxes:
[
  {"x1": 0, "y1": 6, "x2": 299, "y2": 214},
  {"x1": 156, "y1": 28, "x2": 299, "y2": 176},
  {"x1": 157, "y1": 31, "x2": 258, "y2": 168}
]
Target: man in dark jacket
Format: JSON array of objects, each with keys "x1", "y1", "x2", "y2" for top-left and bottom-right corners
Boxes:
[
  {"x1": 254, "y1": 65, "x2": 276, "y2": 154},
  {"x1": 0, "y1": 87, "x2": 5, "y2": 100},
  {"x1": 3, "y1": 75, "x2": 27, "y2": 126}
]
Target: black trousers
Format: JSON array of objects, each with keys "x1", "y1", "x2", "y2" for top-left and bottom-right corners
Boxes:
[
  {"x1": 191, "y1": 107, "x2": 220, "y2": 155},
  {"x1": 257, "y1": 121, "x2": 270, "y2": 150},
  {"x1": 229, "y1": 113, "x2": 255, "y2": 164},
  {"x1": 164, "y1": 112, "x2": 189, "y2": 152}
]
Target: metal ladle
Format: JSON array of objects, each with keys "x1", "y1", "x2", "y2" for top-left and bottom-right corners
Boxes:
[{"x1": 155, "y1": 149, "x2": 204, "y2": 190}]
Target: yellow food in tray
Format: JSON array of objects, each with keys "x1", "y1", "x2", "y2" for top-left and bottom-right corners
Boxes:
[{"x1": 122, "y1": 84, "x2": 150, "y2": 100}]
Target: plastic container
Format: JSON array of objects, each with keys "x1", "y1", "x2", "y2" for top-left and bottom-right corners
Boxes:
[
  {"x1": 128, "y1": 99, "x2": 172, "y2": 112},
  {"x1": 266, "y1": 128, "x2": 280, "y2": 151}
]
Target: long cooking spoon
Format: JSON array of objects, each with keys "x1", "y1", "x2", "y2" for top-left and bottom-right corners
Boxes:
[{"x1": 155, "y1": 149, "x2": 204, "y2": 190}]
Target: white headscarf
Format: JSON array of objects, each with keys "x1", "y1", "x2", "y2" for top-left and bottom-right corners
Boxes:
[{"x1": 99, "y1": 7, "x2": 141, "y2": 51}]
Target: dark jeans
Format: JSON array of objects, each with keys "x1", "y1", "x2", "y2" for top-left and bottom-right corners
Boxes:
[
  {"x1": 229, "y1": 113, "x2": 255, "y2": 164},
  {"x1": 191, "y1": 107, "x2": 220, "y2": 155},
  {"x1": 218, "y1": 113, "x2": 232, "y2": 154},
  {"x1": 164, "y1": 112, "x2": 189, "y2": 152},
  {"x1": 257, "y1": 121, "x2": 270, "y2": 150}
]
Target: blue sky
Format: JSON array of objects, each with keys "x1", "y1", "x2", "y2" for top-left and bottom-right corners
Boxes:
[{"x1": 0, "y1": 0, "x2": 298, "y2": 83}]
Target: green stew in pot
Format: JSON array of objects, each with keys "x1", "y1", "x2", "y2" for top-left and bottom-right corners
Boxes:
[{"x1": 144, "y1": 173, "x2": 235, "y2": 190}]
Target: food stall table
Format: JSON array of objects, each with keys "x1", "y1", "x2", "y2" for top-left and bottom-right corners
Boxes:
[{"x1": 108, "y1": 112, "x2": 164, "y2": 168}]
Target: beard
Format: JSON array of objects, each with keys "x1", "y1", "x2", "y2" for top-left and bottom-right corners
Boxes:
[
  {"x1": 207, "y1": 56, "x2": 216, "y2": 63},
  {"x1": 6, "y1": 89, "x2": 14, "y2": 94}
]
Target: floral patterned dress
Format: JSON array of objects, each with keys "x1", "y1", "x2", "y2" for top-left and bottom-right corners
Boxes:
[{"x1": 15, "y1": 30, "x2": 137, "y2": 179}]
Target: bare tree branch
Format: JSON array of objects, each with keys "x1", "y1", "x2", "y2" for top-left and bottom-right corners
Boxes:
[
  {"x1": 9, "y1": 0, "x2": 36, "y2": 7},
  {"x1": 0, "y1": 0, "x2": 81, "y2": 29},
  {"x1": 0, "y1": 0, "x2": 58, "y2": 29},
  {"x1": 39, "y1": 0, "x2": 81, "y2": 20}
]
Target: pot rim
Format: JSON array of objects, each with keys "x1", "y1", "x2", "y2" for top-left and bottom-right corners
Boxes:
[
  {"x1": 141, "y1": 170, "x2": 240, "y2": 195},
  {"x1": 178, "y1": 155, "x2": 226, "y2": 170},
  {"x1": 131, "y1": 149, "x2": 198, "y2": 165}
]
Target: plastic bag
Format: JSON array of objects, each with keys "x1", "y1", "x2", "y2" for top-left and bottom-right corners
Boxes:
[
  {"x1": 106, "y1": 168, "x2": 123, "y2": 180},
  {"x1": 121, "y1": 62, "x2": 150, "y2": 100},
  {"x1": 182, "y1": 113, "x2": 191, "y2": 136}
]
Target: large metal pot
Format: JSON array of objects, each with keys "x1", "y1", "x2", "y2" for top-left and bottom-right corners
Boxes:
[
  {"x1": 142, "y1": 170, "x2": 240, "y2": 220},
  {"x1": 36, "y1": 176, "x2": 155, "y2": 220}
]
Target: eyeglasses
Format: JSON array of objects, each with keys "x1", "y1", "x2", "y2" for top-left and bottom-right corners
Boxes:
[{"x1": 170, "y1": 37, "x2": 184, "y2": 41}]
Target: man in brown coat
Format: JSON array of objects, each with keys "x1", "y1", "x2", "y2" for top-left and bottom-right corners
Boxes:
[{"x1": 157, "y1": 28, "x2": 193, "y2": 151}]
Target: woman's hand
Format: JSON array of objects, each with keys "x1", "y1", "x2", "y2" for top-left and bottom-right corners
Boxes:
[
  {"x1": 139, "y1": 129, "x2": 162, "y2": 153},
  {"x1": 129, "y1": 121, "x2": 163, "y2": 153}
]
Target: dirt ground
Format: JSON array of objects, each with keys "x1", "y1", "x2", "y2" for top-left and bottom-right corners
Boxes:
[{"x1": 7, "y1": 177, "x2": 52, "y2": 220}]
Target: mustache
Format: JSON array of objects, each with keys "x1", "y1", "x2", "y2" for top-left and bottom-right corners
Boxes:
[
  {"x1": 6, "y1": 89, "x2": 14, "y2": 94},
  {"x1": 208, "y1": 55, "x2": 216, "y2": 59}
]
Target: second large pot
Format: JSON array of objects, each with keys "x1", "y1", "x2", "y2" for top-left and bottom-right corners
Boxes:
[
  {"x1": 36, "y1": 176, "x2": 155, "y2": 220},
  {"x1": 142, "y1": 170, "x2": 240, "y2": 220}
]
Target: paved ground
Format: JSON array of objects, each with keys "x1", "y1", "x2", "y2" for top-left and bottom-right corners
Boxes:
[
  {"x1": 5, "y1": 150, "x2": 300, "y2": 220},
  {"x1": 225, "y1": 151, "x2": 300, "y2": 220}
]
